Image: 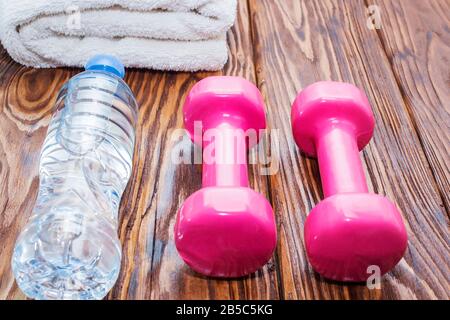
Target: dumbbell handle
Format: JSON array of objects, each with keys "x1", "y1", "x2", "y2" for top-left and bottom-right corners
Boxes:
[
  {"x1": 202, "y1": 123, "x2": 249, "y2": 188},
  {"x1": 316, "y1": 122, "x2": 368, "y2": 198}
]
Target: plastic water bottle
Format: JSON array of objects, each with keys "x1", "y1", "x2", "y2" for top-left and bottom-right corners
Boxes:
[{"x1": 11, "y1": 55, "x2": 138, "y2": 300}]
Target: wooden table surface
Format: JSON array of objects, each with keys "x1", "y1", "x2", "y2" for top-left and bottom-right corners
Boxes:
[{"x1": 0, "y1": 0, "x2": 448, "y2": 300}]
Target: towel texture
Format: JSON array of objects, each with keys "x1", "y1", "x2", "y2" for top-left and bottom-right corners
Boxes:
[{"x1": 0, "y1": 0, "x2": 237, "y2": 71}]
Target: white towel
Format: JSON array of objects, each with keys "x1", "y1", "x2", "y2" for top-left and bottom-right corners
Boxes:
[{"x1": 0, "y1": 0, "x2": 237, "y2": 71}]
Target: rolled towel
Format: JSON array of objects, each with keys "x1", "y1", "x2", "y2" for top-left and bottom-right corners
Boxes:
[{"x1": 0, "y1": 0, "x2": 237, "y2": 71}]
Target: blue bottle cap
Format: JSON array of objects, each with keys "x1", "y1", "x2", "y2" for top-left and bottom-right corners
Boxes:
[{"x1": 84, "y1": 54, "x2": 125, "y2": 79}]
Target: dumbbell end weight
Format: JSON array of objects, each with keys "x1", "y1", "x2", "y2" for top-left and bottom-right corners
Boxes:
[
  {"x1": 175, "y1": 188, "x2": 276, "y2": 278},
  {"x1": 183, "y1": 76, "x2": 267, "y2": 145},
  {"x1": 304, "y1": 193, "x2": 407, "y2": 281},
  {"x1": 292, "y1": 81, "x2": 407, "y2": 282},
  {"x1": 175, "y1": 76, "x2": 277, "y2": 278}
]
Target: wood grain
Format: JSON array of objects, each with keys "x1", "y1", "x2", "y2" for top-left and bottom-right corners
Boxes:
[
  {"x1": 373, "y1": 0, "x2": 450, "y2": 210},
  {"x1": 0, "y1": 0, "x2": 448, "y2": 300},
  {"x1": 248, "y1": 0, "x2": 449, "y2": 299}
]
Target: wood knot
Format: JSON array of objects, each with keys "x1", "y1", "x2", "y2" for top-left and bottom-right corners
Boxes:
[{"x1": 5, "y1": 68, "x2": 71, "y2": 131}]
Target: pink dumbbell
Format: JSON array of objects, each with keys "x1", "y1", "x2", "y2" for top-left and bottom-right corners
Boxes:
[
  {"x1": 174, "y1": 76, "x2": 277, "y2": 278},
  {"x1": 291, "y1": 81, "x2": 408, "y2": 282}
]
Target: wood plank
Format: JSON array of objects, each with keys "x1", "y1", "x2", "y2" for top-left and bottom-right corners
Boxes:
[
  {"x1": 374, "y1": 0, "x2": 449, "y2": 210},
  {"x1": 248, "y1": 0, "x2": 449, "y2": 299}
]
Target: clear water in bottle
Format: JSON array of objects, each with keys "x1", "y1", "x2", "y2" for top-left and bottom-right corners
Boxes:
[{"x1": 11, "y1": 55, "x2": 138, "y2": 300}]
